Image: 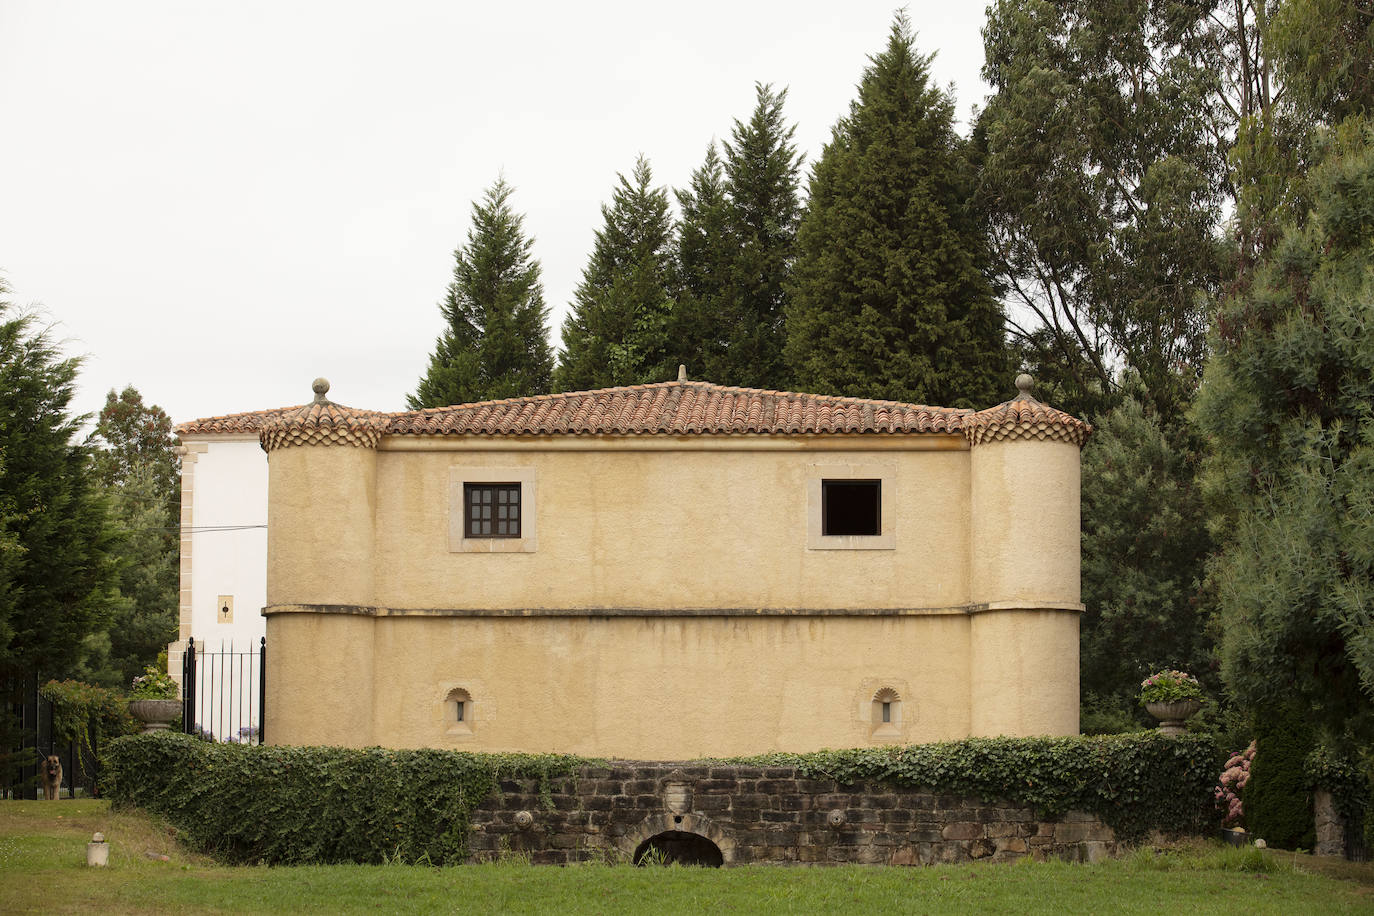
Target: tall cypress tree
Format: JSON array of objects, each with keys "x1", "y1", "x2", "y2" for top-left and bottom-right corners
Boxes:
[
  {"x1": 409, "y1": 178, "x2": 553, "y2": 409},
  {"x1": 0, "y1": 282, "x2": 117, "y2": 679},
  {"x1": 671, "y1": 143, "x2": 734, "y2": 380},
  {"x1": 785, "y1": 15, "x2": 1007, "y2": 408},
  {"x1": 679, "y1": 85, "x2": 801, "y2": 389},
  {"x1": 557, "y1": 156, "x2": 675, "y2": 391}
]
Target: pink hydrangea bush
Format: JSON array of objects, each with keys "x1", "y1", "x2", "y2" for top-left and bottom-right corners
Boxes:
[{"x1": 1215, "y1": 741, "x2": 1256, "y2": 828}]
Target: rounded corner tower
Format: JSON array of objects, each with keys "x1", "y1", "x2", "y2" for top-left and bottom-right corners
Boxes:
[
  {"x1": 965, "y1": 374, "x2": 1092, "y2": 737},
  {"x1": 260, "y1": 378, "x2": 385, "y2": 746}
]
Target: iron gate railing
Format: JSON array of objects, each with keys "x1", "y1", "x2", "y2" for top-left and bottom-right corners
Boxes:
[
  {"x1": 1, "y1": 670, "x2": 102, "y2": 799},
  {"x1": 182, "y1": 637, "x2": 265, "y2": 744}
]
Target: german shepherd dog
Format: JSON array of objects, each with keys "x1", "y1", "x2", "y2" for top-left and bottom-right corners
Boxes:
[{"x1": 41, "y1": 754, "x2": 62, "y2": 800}]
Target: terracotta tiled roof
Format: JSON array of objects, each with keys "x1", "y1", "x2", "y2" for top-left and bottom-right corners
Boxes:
[
  {"x1": 181, "y1": 374, "x2": 1092, "y2": 451},
  {"x1": 386, "y1": 381, "x2": 971, "y2": 437},
  {"x1": 176, "y1": 406, "x2": 300, "y2": 436},
  {"x1": 258, "y1": 380, "x2": 388, "y2": 452},
  {"x1": 963, "y1": 376, "x2": 1093, "y2": 447}
]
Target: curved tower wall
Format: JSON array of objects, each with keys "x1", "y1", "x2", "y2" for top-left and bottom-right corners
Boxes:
[
  {"x1": 968, "y1": 436, "x2": 1082, "y2": 737},
  {"x1": 264, "y1": 442, "x2": 378, "y2": 747}
]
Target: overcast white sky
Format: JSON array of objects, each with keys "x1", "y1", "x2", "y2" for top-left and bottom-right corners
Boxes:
[{"x1": 0, "y1": 1, "x2": 992, "y2": 426}]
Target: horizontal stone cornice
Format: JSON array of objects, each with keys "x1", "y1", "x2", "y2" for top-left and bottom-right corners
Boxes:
[{"x1": 262, "y1": 602, "x2": 1084, "y2": 618}]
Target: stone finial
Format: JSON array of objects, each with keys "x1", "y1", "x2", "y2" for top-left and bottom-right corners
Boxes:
[
  {"x1": 678, "y1": 364, "x2": 688, "y2": 383},
  {"x1": 1014, "y1": 373, "x2": 1035, "y2": 400},
  {"x1": 312, "y1": 378, "x2": 331, "y2": 404}
]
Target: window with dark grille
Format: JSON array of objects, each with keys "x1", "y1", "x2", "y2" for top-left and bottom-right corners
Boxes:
[
  {"x1": 464, "y1": 483, "x2": 521, "y2": 538},
  {"x1": 822, "y1": 480, "x2": 881, "y2": 536}
]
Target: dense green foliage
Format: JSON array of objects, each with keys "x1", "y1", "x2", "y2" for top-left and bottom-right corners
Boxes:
[
  {"x1": 1267, "y1": 0, "x2": 1373, "y2": 124},
  {"x1": 81, "y1": 386, "x2": 180, "y2": 688},
  {"x1": 673, "y1": 85, "x2": 801, "y2": 389},
  {"x1": 0, "y1": 286, "x2": 118, "y2": 678},
  {"x1": 38, "y1": 679, "x2": 135, "y2": 760},
  {"x1": 785, "y1": 15, "x2": 1007, "y2": 408},
  {"x1": 410, "y1": 179, "x2": 554, "y2": 408},
  {"x1": 104, "y1": 734, "x2": 587, "y2": 864},
  {"x1": 1080, "y1": 398, "x2": 1213, "y2": 710},
  {"x1": 741, "y1": 733, "x2": 1221, "y2": 843},
  {"x1": 88, "y1": 386, "x2": 179, "y2": 503},
  {"x1": 1195, "y1": 121, "x2": 1374, "y2": 742},
  {"x1": 977, "y1": 0, "x2": 1228, "y2": 421},
  {"x1": 1244, "y1": 706, "x2": 1315, "y2": 849},
  {"x1": 558, "y1": 158, "x2": 676, "y2": 391},
  {"x1": 1306, "y1": 743, "x2": 1370, "y2": 841}
]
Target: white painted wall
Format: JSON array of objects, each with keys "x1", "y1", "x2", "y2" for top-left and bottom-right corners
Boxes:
[{"x1": 179, "y1": 433, "x2": 268, "y2": 740}]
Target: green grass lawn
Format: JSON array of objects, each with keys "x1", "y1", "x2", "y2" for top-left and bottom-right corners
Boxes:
[{"x1": 2, "y1": 800, "x2": 1371, "y2": 915}]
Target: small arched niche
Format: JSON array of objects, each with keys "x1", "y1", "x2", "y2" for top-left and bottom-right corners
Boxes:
[
  {"x1": 871, "y1": 687, "x2": 901, "y2": 740},
  {"x1": 633, "y1": 831, "x2": 724, "y2": 867},
  {"x1": 445, "y1": 687, "x2": 473, "y2": 735}
]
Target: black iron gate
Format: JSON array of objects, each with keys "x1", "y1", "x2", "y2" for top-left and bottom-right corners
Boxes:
[{"x1": 182, "y1": 637, "x2": 265, "y2": 744}]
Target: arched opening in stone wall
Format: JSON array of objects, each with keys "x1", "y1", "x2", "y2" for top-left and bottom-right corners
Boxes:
[{"x1": 633, "y1": 831, "x2": 724, "y2": 867}]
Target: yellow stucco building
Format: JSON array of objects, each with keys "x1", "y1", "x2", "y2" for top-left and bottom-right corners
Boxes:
[{"x1": 236, "y1": 371, "x2": 1089, "y2": 758}]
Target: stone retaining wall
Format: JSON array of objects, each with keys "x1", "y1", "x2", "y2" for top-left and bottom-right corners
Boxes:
[{"x1": 468, "y1": 762, "x2": 1116, "y2": 866}]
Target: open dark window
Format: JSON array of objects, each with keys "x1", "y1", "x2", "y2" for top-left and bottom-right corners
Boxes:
[
  {"x1": 464, "y1": 483, "x2": 521, "y2": 538},
  {"x1": 822, "y1": 480, "x2": 881, "y2": 536}
]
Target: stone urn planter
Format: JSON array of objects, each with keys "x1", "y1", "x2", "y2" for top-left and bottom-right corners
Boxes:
[
  {"x1": 128, "y1": 698, "x2": 181, "y2": 734},
  {"x1": 1145, "y1": 699, "x2": 1202, "y2": 736}
]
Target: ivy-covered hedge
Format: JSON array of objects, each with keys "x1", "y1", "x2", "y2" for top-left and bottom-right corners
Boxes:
[
  {"x1": 104, "y1": 734, "x2": 586, "y2": 865},
  {"x1": 737, "y1": 733, "x2": 1223, "y2": 843},
  {"x1": 106, "y1": 732, "x2": 1221, "y2": 865}
]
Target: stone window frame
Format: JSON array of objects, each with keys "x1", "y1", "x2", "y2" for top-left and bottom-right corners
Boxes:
[
  {"x1": 806, "y1": 463, "x2": 895, "y2": 550},
  {"x1": 449, "y1": 466, "x2": 537, "y2": 553}
]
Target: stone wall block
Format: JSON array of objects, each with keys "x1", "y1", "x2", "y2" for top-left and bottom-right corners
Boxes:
[
  {"x1": 969, "y1": 838, "x2": 996, "y2": 859},
  {"x1": 797, "y1": 779, "x2": 838, "y2": 793},
  {"x1": 941, "y1": 822, "x2": 983, "y2": 841},
  {"x1": 889, "y1": 846, "x2": 918, "y2": 866}
]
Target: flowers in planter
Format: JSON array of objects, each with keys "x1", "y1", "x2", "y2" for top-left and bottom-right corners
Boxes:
[
  {"x1": 1138, "y1": 669, "x2": 1204, "y2": 707},
  {"x1": 1215, "y1": 741, "x2": 1256, "y2": 828},
  {"x1": 129, "y1": 665, "x2": 179, "y2": 700}
]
